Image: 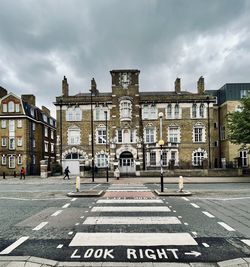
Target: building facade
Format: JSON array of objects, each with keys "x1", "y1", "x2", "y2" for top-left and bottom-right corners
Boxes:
[
  {"x1": 0, "y1": 87, "x2": 56, "y2": 175},
  {"x1": 55, "y1": 70, "x2": 222, "y2": 176}
]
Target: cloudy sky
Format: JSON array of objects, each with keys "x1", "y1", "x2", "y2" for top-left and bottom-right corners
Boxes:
[{"x1": 0, "y1": 0, "x2": 250, "y2": 117}]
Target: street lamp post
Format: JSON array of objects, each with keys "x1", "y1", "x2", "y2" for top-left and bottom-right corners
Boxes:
[
  {"x1": 158, "y1": 112, "x2": 164, "y2": 192},
  {"x1": 104, "y1": 110, "x2": 109, "y2": 182},
  {"x1": 59, "y1": 99, "x2": 63, "y2": 174},
  {"x1": 90, "y1": 80, "x2": 95, "y2": 183}
]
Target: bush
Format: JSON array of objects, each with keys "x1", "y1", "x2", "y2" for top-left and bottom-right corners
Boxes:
[{"x1": 51, "y1": 162, "x2": 62, "y2": 174}]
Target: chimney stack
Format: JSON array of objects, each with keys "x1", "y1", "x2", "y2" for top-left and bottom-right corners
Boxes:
[
  {"x1": 42, "y1": 106, "x2": 50, "y2": 116},
  {"x1": 175, "y1": 78, "x2": 181, "y2": 93},
  {"x1": 0, "y1": 86, "x2": 7, "y2": 98},
  {"x1": 90, "y1": 78, "x2": 99, "y2": 95},
  {"x1": 62, "y1": 76, "x2": 69, "y2": 96},
  {"x1": 21, "y1": 94, "x2": 36, "y2": 106},
  {"x1": 197, "y1": 76, "x2": 205, "y2": 94}
]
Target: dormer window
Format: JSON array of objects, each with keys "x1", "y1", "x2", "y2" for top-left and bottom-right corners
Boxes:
[
  {"x1": 8, "y1": 101, "x2": 15, "y2": 112},
  {"x1": 120, "y1": 100, "x2": 132, "y2": 121},
  {"x1": 30, "y1": 108, "x2": 34, "y2": 117}
]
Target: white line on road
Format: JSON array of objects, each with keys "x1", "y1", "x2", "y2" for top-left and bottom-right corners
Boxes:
[
  {"x1": 107, "y1": 189, "x2": 151, "y2": 192},
  {"x1": 71, "y1": 198, "x2": 77, "y2": 202},
  {"x1": 184, "y1": 222, "x2": 189, "y2": 225},
  {"x1": 0, "y1": 236, "x2": 29, "y2": 255},
  {"x1": 75, "y1": 223, "x2": 79, "y2": 226},
  {"x1": 241, "y1": 239, "x2": 250, "y2": 246},
  {"x1": 202, "y1": 243, "x2": 210, "y2": 247},
  {"x1": 0, "y1": 197, "x2": 69, "y2": 201},
  {"x1": 218, "y1": 222, "x2": 235, "y2": 232},
  {"x1": 83, "y1": 216, "x2": 182, "y2": 225},
  {"x1": 190, "y1": 203, "x2": 200, "y2": 208},
  {"x1": 62, "y1": 203, "x2": 71, "y2": 208},
  {"x1": 57, "y1": 244, "x2": 63, "y2": 249},
  {"x1": 69, "y1": 233, "x2": 198, "y2": 246},
  {"x1": 80, "y1": 216, "x2": 84, "y2": 219},
  {"x1": 91, "y1": 206, "x2": 171, "y2": 212},
  {"x1": 89, "y1": 184, "x2": 101, "y2": 190},
  {"x1": 68, "y1": 231, "x2": 73, "y2": 235},
  {"x1": 202, "y1": 211, "x2": 215, "y2": 218},
  {"x1": 32, "y1": 222, "x2": 48, "y2": 231},
  {"x1": 182, "y1": 197, "x2": 190, "y2": 201},
  {"x1": 193, "y1": 196, "x2": 250, "y2": 201},
  {"x1": 51, "y1": 210, "x2": 63, "y2": 217},
  {"x1": 97, "y1": 199, "x2": 163, "y2": 203},
  {"x1": 192, "y1": 232, "x2": 197, "y2": 236}
]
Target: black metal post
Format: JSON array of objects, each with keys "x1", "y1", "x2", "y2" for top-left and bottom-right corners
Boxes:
[
  {"x1": 90, "y1": 90, "x2": 95, "y2": 182},
  {"x1": 160, "y1": 145, "x2": 164, "y2": 192},
  {"x1": 105, "y1": 110, "x2": 109, "y2": 182},
  {"x1": 207, "y1": 100, "x2": 211, "y2": 169},
  {"x1": 3, "y1": 172, "x2": 6, "y2": 179},
  {"x1": 60, "y1": 99, "x2": 63, "y2": 174}
]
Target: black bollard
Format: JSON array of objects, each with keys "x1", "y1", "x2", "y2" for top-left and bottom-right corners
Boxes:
[
  {"x1": 3, "y1": 172, "x2": 6, "y2": 179},
  {"x1": 14, "y1": 171, "x2": 16, "y2": 178}
]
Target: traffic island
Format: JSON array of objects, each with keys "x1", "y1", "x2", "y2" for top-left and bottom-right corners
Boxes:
[
  {"x1": 67, "y1": 190, "x2": 104, "y2": 197},
  {"x1": 154, "y1": 190, "x2": 192, "y2": 196}
]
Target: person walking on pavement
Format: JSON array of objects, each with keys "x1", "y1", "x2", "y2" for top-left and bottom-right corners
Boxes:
[
  {"x1": 63, "y1": 166, "x2": 70, "y2": 180},
  {"x1": 20, "y1": 167, "x2": 25, "y2": 180}
]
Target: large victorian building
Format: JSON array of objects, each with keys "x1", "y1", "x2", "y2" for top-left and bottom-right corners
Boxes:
[
  {"x1": 0, "y1": 87, "x2": 56, "y2": 175},
  {"x1": 55, "y1": 69, "x2": 223, "y2": 176}
]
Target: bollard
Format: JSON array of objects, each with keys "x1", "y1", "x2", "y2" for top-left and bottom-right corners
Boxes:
[
  {"x1": 178, "y1": 175, "x2": 184, "y2": 192},
  {"x1": 14, "y1": 171, "x2": 16, "y2": 178},
  {"x1": 3, "y1": 172, "x2": 6, "y2": 179},
  {"x1": 76, "y1": 176, "x2": 80, "y2": 192}
]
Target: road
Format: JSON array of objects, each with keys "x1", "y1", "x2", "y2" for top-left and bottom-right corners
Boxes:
[{"x1": 0, "y1": 181, "x2": 249, "y2": 265}]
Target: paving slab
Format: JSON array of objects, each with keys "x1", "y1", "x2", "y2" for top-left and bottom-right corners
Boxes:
[
  {"x1": 67, "y1": 190, "x2": 104, "y2": 197},
  {"x1": 5, "y1": 262, "x2": 26, "y2": 267},
  {"x1": 154, "y1": 189, "x2": 192, "y2": 196},
  {"x1": 28, "y1": 257, "x2": 58, "y2": 266},
  {"x1": 217, "y1": 258, "x2": 249, "y2": 267}
]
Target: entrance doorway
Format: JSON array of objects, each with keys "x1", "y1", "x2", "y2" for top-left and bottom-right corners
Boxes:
[{"x1": 119, "y1": 151, "x2": 135, "y2": 174}]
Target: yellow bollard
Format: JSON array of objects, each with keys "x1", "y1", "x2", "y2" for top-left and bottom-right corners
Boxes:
[
  {"x1": 76, "y1": 176, "x2": 80, "y2": 192},
  {"x1": 179, "y1": 175, "x2": 184, "y2": 192}
]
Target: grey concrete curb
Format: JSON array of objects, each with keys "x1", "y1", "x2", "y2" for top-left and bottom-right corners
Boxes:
[
  {"x1": 154, "y1": 189, "x2": 192, "y2": 196},
  {"x1": 1, "y1": 257, "x2": 250, "y2": 267},
  {"x1": 67, "y1": 190, "x2": 104, "y2": 197}
]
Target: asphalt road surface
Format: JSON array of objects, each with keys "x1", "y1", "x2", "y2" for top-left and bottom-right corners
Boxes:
[{"x1": 0, "y1": 182, "x2": 249, "y2": 264}]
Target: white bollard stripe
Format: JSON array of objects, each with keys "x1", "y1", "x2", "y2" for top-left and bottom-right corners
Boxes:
[
  {"x1": 51, "y1": 210, "x2": 63, "y2": 216},
  {"x1": 218, "y1": 222, "x2": 235, "y2": 232},
  {"x1": 32, "y1": 222, "x2": 48, "y2": 231},
  {"x1": 69, "y1": 232, "x2": 198, "y2": 246},
  {"x1": 97, "y1": 199, "x2": 163, "y2": 204},
  {"x1": 0, "y1": 236, "x2": 29, "y2": 255},
  {"x1": 190, "y1": 203, "x2": 200, "y2": 208},
  {"x1": 83, "y1": 216, "x2": 181, "y2": 225},
  {"x1": 91, "y1": 206, "x2": 170, "y2": 212},
  {"x1": 202, "y1": 211, "x2": 215, "y2": 218}
]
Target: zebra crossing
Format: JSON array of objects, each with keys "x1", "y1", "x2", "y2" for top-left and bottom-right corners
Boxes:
[{"x1": 69, "y1": 184, "x2": 200, "y2": 261}]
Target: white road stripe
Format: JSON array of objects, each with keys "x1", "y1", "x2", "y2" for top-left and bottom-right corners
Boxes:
[
  {"x1": 241, "y1": 239, "x2": 250, "y2": 246},
  {"x1": 71, "y1": 198, "x2": 77, "y2": 202},
  {"x1": 62, "y1": 203, "x2": 70, "y2": 208},
  {"x1": 51, "y1": 210, "x2": 63, "y2": 217},
  {"x1": 32, "y1": 222, "x2": 48, "y2": 231},
  {"x1": 190, "y1": 203, "x2": 200, "y2": 208},
  {"x1": 202, "y1": 243, "x2": 210, "y2": 247},
  {"x1": 57, "y1": 244, "x2": 63, "y2": 249},
  {"x1": 69, "y1": 233, "x2": 198, "y2": 246},
  {"x1": 91, "y1": 206, "x2": 170, "y2": 212},
  {"x1": 0, "y1": 236, "x2": 29, "y2": 255},
  {"x1": 192, "y1": 232, "x2": 197, "y2": 236},
  {"x1": 97, "y1": 199, "x2": 163, "y2": 204},
  {"x1": 182, "y1": 197, "x2": 190, "y2": 201},
  {"x1": 202, "y1": 211, "x2": 215, "y2": 218},
  {"x1": 184, "y1": 222, "x2": 189, "y2": 225},
  {"x1": 218, "y1": 222, "x2": 235, "y2": 232},
  {"x1": 107, "y1": 189, "x2": 151, "y2": 192},
  {"x1": 83, "y1": 216, "x2": 181, "y2": 225},
  {"x1": 68, "y1": 231, "x2": 73, "y2": 235}
]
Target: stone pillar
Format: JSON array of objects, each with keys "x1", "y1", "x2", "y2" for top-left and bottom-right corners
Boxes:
[{"x1": 40, "y1": 160, "x2": 48, "y2": 178}]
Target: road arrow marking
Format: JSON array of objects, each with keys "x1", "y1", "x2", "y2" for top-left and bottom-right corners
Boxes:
[{"x1": 184, "y1": 251, "x2": 201, "y2": 257}]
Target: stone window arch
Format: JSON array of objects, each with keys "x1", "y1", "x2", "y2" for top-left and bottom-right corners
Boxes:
[{"x1": 192, "y1": 148, "x2": 207, "y2": 166}]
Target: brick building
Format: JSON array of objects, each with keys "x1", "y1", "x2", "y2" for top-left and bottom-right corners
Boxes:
[
  {"x1": 0, "y1": 87, "x2": 56, "y2": 176},
  {"x1": 55, "y1": 69, "x2": 221, "y2": 176}
]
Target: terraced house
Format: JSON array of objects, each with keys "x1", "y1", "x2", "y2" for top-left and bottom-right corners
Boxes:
[
  {"x1": 55, "y1": 69, "x2": 225, "y2": 176},
  {"x1": 0, "y1": 87, "x2": 56, "y2": 175}
]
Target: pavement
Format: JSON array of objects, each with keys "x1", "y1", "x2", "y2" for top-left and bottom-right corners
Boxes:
[{"x1": 1, "y1": 174, "x2": 250, "y2": 266}]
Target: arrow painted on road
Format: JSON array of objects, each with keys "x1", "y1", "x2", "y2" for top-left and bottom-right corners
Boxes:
[{"x1": 184, "y1": 251, "x2": 201, "y2": 257}]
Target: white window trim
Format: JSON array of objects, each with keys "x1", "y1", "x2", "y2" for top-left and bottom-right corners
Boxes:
[
  {"x1": 17, "y1": 137, "x2": 23, "y2": 147},
  {"x1": 9, "y1": 155, "x2": 15, "y2": 168},
  {"x1": 1, "y1": 137, "x2": 7, "y2": 147},
  {"x1": 17, "y1": 120, "x2": 22, "y2": 128},
  {"x1": 17, "y1": 154, "x2": 22, "y2": 165},
  {"x1": 3, "y1": 103, "x2": 7, "y2": 112},
  {"x1": 192, "y1": 148, "x2": 207, "y2": 166},
  {"x1": 192, "y1": 124, "x2": 206, "y2": 143},
  {"x1": 142, "y1": 105, "x2": 158, "y2": 120},
  {"x1": 96, "y1": 153, "x2": 109, "y2": 168},
  {"x1": 67, "y1": 127, "x2": 81, "y2": 145},
  {"x1": 8, "y1": 101, "x2": 15, "y2": 112},
  {"x1": 15, "y1": 103, "x2": 20, "y2": 112},
  {"x1": 1, "y1": 120, "x2": 7, "y2": 128},
  {"x1": 96, "y1": 127, "x2": 107, "y2": 144},
  {"x1": 120, "y1": 100, "x2": 132, "y2": 121},
  {"x1": 44, "y1": 141, "x2": 49, "y2": 152},
  {"x1": 144, "y1": 127, "x2": 156, "y2": 144},
  {"x1": 168, "y1": 126, "x2": 180, "y2": 143},
  {"x1": 2, "y1": 155, "x2": 6, "y2": 165},
  {"x1": 66, "y1": 107, "x2": 82, "y2": 121}
]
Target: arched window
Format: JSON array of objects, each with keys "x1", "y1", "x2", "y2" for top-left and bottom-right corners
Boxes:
[
  {"x1": 167, "y1": 104, "x2": 172, "y2": 118},
  {"x1": 192, "y1": 149, "x2": 207, "y2": 166},
  {"x1": 174, "y1": 104, "x2": 179, "y2": 118},
  {"x1": 96, "y1": 154, "x2": 108, "y2": 167},
  {"x1": 192, "y1": 104, "x2": 197, "y2": 118},
  {"x1": 199, "y1": 104, "x2": 205, "y2": 118},
  {"x1": 120, "y1": 100, "x2": 132, "y2": 121},
  {"x1": 8, "y1": 101, "x2": 15, "y2": 112}
]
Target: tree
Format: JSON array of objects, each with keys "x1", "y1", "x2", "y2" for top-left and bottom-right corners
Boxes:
[{"x1": 227, "y1": 95, "x2": 250, "y2": 151}]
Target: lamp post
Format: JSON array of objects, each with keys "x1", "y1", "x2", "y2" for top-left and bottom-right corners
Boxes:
[
  {"x1": 59, "y1": 99, "x2": 63, "y2": 174},
  {"x1": 104, "y1": 110, "x2": 109, "y2": 182},
  {"x1": 207, "y1": 99, "x2": 211, "y2": 169},
  {"x1": 158, "y1": 112, "x2": 164, "y2": 192},
  {"x1": 90, "y1": 83, "x2": 94, "y2": 182}
]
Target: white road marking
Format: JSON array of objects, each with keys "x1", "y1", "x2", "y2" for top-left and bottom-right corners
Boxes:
[
  {"x1": 178, "y1": 216, "x2": 182, "y2": 218},
  {"x1": 68, "y1": 231, "x2": 73, "y2": 235},
  {"x1": 89, "y1": 184, "x2": 101, "y2": 190},
  {"x1": 182, "y1": 197, "x2": 190, "y2": 201},
  {"x1": 91, "y1": 206, "x2": 171, "y2": 212},
  {"x1": 83, "y1": 216, "x2": 182, "y2": 225},
  {"x1": 75, "y1": 223, "x2": 79, "y2": 226},
  {"x1": 71, "y1": 198, "x2": 77, "y2": 202},
  {"x1": 57, "y1": 244, "x2": 63, "y2": 249},
  {"x1": 202, "y1": 243, "x2": 210, "y2": 247},
  {"x1": 192, "y1": 232, "x2": 197, "y2": 236},
  {"x1": 0, "y1": 197, "x2": 69, "y2": 201},
  {"x1": 107, "y1": 189, "x2": 151, "y2": 192},
  {"x1": 0, "y1": 236, "x2": 29, "y2": 255},
  {"x1": 218, "y1": 222, "x2": 235, "y2": 232},
  {"x1": 51, "y1": 210, "x2": 63, "y2": 217},
  {"x1": 190, "y1": 203, "x2": 200, "y2": 208},
  {"x1": 80, "y1": 216, "x2": 84, "y2": 219},
  {"x1": 62, "y1": 203, "x2": 70, "y2": 208},
  {"x1": 241, "y1": 239, "x2": 250, "y2": 247},
  {"x1": 32, "y1": 222, "x2": 48, "y2": 231},
  {"x1": 202, "y1": 211, "x2": 215, "y2": 218},
  {"x1": 97, "y1": 199, "x2": 163, "y2": 203},
  {"x1": 184, "y1": 222, "x2": 189, "y2": 225},
  {"x1": 193, "y1": 196, "x2": 250, "y2": 201},
  {"x1": 173, "y1": 210, "x2": 176, "y2": 213},
  {"x1": 69, "y1": 233, "x2": 198, "y2": 246}
]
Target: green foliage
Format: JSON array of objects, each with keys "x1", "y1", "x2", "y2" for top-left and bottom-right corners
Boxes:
[
  {"x1": 51, "y1": 162, "x2": 62, "y2": 174},
  {"x1": 227, "y1": 96, "x2": 250, "y2": 150}
]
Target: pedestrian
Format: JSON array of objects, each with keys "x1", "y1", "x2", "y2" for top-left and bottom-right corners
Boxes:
[
  {"x1": 20, "y1": 167, "x2": 25, "y2": 180},
  {"x1": 63, "y1": 166, "x2": 70, "y2": 180}
]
